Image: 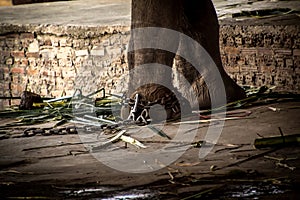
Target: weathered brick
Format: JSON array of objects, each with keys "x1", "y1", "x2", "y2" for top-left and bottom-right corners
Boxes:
[
  {"x1": 11, "y1": 51, "x2": 25, "y2": 58},
  {"x1": 20, "y1": 58, "x2": 28, "y2": 66},
  {"x1": 74, "y1": 57, "x2": 83, "y2": 68},
  {"x1": 12, "y1": 75, "x2": 21, "y2": 83},
  {"x1": 51, "y1": 90, "x2": 63, "y2": 98},
  {"x1": 0, "y1": 50, "x2": 10, "y2": 57},
  {"x1": 61, "y1": 68, "x2": 76, "y2": 78},
  {"x1": 84, "y1": 39, "x2": 90, "y2": 46},
  {"x1": 44, "y1": 60, "x2": 52, "y2": 68},
  {"x1": 106, "y1": 47, "x2": 121, "y2": 57},
  {"x1": 1, "y1": 82, "x2": 10, "y2": 90},
  {"x1": 102, "y1": 39, "x2": 110, "y2": 47},
  {"x1": 283, "y1": 37, "x2": 293, "y2": 48},
  {"x1": 260, "y1": 65, "x2": 276, "y2": 73},
  {"x1": 11, "y1": 67, "x2": 25, "y2": 74},
  {"x1": 91, "y1": 47, "x2": 105, "y2": 56},
  {"x1": 51, "y1": 60, "x2": 58, "y2": 68},
  {"x1": 285, "y1": 58, "x2": 293, "y2": 69},
  {"x1": 73, "y1": 39, "x2": 81, "y2": 48},
  {"x1": 5, "y1": 57, "x2": 14, "y2": 65},
  {"x1": 66, "y1": 79, "x2": 75, "y2": 90},
  {"x1": 52, "y1": 39, "x2": 59, "y2": 47},
  {"x1": 58, "y1": 59, "x2": 66, "y2": 67},
  {"x1": 7, "y1": 34, "x2": 19, "y2": 39},
  {"x1": 235, "y1": 36, "x2": 243, "y2": 45},
  {"x1": 40, "y1": 88, "x2": 49, "y2": 96},
  {"x1": 263, "y1": 35, "x2": 272, "y2": 47},
  {"x1": 274, "y1": 49, "x2": 292, "y2": 56},
  {"x1": 91, "y1": 38, "x2": 100, "y2": 45},
  {"x1": 44, "y1": 39, "x2": 52, "y2": 46},
  {"x1": 57, "y1": 47, "x2": 73, "y2": 59},
  {"x1": 275, "y1": 56, "x2": 285, "y2": 68},
  {"x1": 65, "y1": 38, "x2": 73, "y2": 47},
  {"x1": 224, "y1": 65, "x2": 239, "y2": 73},
  {"x1": 20, "y1": 33, "x2": 34, "y2": 40},
  {"x1": 75, "y1": 49, "x2": 89, "y2": 57},
  {"x1": 66, "y1": 59, "x2": 73, "y2": 67},
  {"x1": 28, "y1": 39, "x2": 39, "y2": 52},
  {"x1": 26, "y1": 67, "x2": 39, "y2": 76},
  {"x1": 26, "y1": 52, "x2": 40, "y2": 58},
  {"x1": 293, "y1": 49, "x2": 300, "y2": 56},
  {"x1": 224, "y1": 47, "x2": 240, "y2": 55},
  {"x1": 40, "y1": 48, "x2": 56, "y2": 59},
  {"x1": 241, "y1": 48, "x2": 257, "y2": 55},
  {"x1": 256, "y1": 48, "x2": 273, "y2": 55},
  {"x1": 293, "y1": 37, "x2": 300, "y2": 48},
  {"x1": 59, "y1": 38, "x2": 67, "y2": 47},
  {"x1": 48, "y1": 70, "x2": 56, "y2": 77},
  {"x1": 244, "y1": 54, "x2": 257, "y2": 66},
  {"x1": 28, "y1": 58, "x2": 36, "y2": 67}
]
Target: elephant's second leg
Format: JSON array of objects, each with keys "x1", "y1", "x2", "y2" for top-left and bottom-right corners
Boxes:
[{"x1": 175, "y1": 0, "x2": 246, "y2": 109}]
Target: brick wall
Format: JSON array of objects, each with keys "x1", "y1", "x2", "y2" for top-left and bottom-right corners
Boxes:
[
  {"x1": 220, "y1": 24, "x2": 300, "y2": 92},
  {"x1": 0, "y1": 22, "x2": 299, "y2": 107},
  {"x1": 0, "y1": 24, "x2": 130, "y2": 107}
]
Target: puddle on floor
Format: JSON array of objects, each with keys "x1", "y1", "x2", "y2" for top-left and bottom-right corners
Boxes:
[
  {"x1": 229, "y1": 183, "x2": 284, "y2": 198},
  {"x1": 203, "y1": 182, "x2": 288, "y2": 200},
  {"x1": 100, "y1": 189, "x2": 157, "y2": 200},
  {"x1": 61, "y1": 186, "x2": 157, "y2": 200},
  {"x1": 60, "y1": 182, "x2": 289, "y2": 199}
]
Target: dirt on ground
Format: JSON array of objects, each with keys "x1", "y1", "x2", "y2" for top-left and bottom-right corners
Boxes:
[{"x1": 0, "y1": 101, "x2": 299, "y2": 199}]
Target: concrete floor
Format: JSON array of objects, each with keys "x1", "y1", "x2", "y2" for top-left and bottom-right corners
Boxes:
[{"x1": 0, "y1": 101, "x2": 299, "y2": 199}]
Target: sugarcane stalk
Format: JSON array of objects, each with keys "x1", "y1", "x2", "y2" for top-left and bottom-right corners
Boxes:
[{"x1": 254, "y1": 134, "x2": 300, "y2": 149}]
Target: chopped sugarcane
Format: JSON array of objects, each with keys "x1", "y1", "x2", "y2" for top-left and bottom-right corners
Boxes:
[{"x1": 254, "y1": 134, "x2": 300, "y2": 149}]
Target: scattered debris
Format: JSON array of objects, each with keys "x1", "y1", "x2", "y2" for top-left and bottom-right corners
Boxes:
[
  {"x1": 147, "y1": 125, "x2": 171, "y2": 140},
  {"x1": 268, "y1": 106, "x2": 280, "y2": 112},
  {"x1": 214, "y1": 148, "x2": 279, "y2": 171},
  {"x1": 168, "y1": 171, "x2": 175, "y2": 184},
  {"x1": 120, "y1": 135, "x2": 147, "y2": 149},
  {"x1": 210, "y1": 165, "x2": 217, "y2": 171},
  {"x1": 0, "y1": 86, "x2": 299, "y2": 158},
  {"x1": 175, "y1": 161, "x2": 201, "y2": 167},
  {"x1": 264, "y1": 155, "x2": 297, "y2": 171}
]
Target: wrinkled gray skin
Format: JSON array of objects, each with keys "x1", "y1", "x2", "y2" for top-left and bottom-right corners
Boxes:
[{"x1": 128, "y1": 0, "x2": 246, "y2": 118}]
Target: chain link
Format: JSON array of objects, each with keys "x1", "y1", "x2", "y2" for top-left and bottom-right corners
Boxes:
[
  {"x1": 126, "y1": 92, "x2": 181, "y2": 125},
  {"x1": 23, "y1": 126, "x2": 78, "y2": 137}
]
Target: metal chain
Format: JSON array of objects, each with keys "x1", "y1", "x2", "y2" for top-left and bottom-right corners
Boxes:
[
  {"x1": 126, "y1": 92, "x2": 181, "y2": 125},
  {"x1": 23, "y1": 126, "x2": 78, "y2": 137},
  {"x1": 21, "y1": 123, "x2": 123, "y2": 137}
]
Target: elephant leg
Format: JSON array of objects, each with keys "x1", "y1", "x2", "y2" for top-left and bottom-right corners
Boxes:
[
  {"x1": 174, "y1": 0, "x2": 246, "y2": 109},
  {"x1": 127, "y1": 0, "x2": 190, "y2": 121}
]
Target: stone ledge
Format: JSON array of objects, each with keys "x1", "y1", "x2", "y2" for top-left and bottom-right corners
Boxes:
[
  {"x1": 220, "y1": 14, "x2": 300, "y2": 26},
  {"x1": 0, "y1": 23, "x2": 130, "y2": 37}
]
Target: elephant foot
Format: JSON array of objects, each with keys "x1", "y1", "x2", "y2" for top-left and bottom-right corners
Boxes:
[
  {"x1": 177, "y1": 75, "x2": 246, "y2": 110},
  {"x1": 124, "y1": 83, "x2": 191, "y2": 123}
]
